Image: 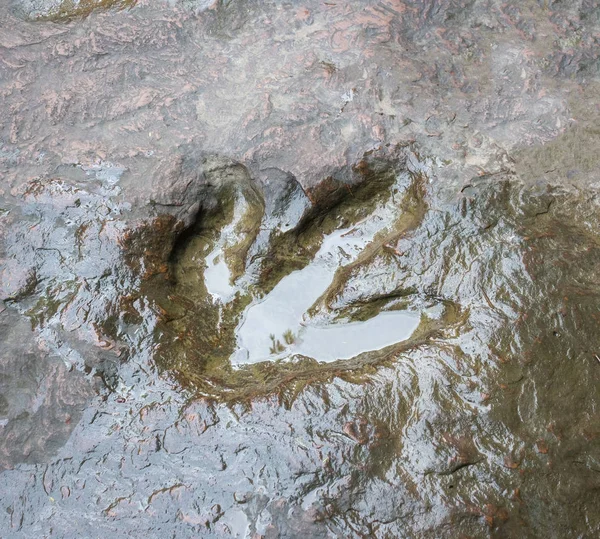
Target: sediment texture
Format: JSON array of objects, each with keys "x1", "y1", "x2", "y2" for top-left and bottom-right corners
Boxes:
[{"x1": 1, "y1": 1, "x2": 600, "y2": 537}]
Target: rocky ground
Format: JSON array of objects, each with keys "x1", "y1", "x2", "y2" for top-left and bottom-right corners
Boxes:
[{"x1": 1, "y1": 0, "x2": 600, "y2": 537}]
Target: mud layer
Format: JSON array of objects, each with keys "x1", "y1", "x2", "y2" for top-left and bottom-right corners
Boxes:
[
  {"x1": 1, "y1": 0, "x2": 600, "y2": 537},
  {"x1": 2, "y1": 149, "x2": 600, "y2": 538}
]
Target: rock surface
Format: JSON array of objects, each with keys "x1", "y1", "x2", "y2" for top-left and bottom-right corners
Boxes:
[{"x1": 1, "y1": 0, "x2": 600, "y2": 537}]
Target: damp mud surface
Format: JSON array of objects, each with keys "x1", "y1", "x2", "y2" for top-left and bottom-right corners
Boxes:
[{"x1": 2, "y1": 0, "x2": 600, "y2": 537}]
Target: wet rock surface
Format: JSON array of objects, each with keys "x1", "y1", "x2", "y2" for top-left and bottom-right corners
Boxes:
[{"x1": 1, "y1": 0, "x2": 600, "y2": 537}]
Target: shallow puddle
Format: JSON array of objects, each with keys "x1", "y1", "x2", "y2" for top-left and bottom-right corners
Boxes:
[
  {"x1": 205, "y1": 247, "x2": 234, "y2": 303},
  {"x1": 228, "y1": 176, "x2": 420, "y2": 364},
  {"x1": 287, "y1": 311, "x2": 420, "y2": 362},
  {"x1": 204, "y1": 186, "x2": 256, "y2": 303}
]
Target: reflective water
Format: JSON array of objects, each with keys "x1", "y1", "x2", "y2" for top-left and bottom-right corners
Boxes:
[
  {"x1": 232, "y1": 176, "x2": 420, "y2": 364},
  {"x1": 204, "y1": 250, "x2": 233, "y2": 302},
  {"x1": 292, "y1": 311, "x2": 420, "y2": 362},
  {"x1": 203, "y1": 192, "x2": 248, "y2": 303}
]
